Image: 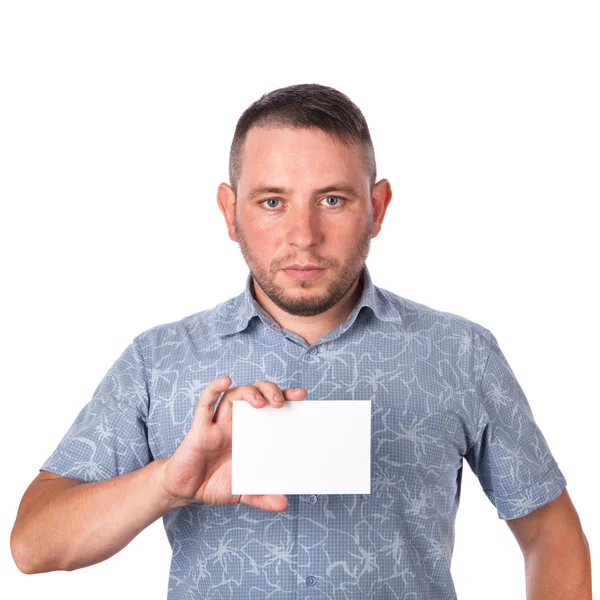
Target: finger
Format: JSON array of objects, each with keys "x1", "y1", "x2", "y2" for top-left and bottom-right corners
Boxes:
[
  {"x1": 190, "y1": 375, "x2": 233, "y2": 430},
  {"x1": 283, "y1": 387, "x2": 308, "y2": 400},
  {"x1": 252, "y1": 381, "x2": 289, "y2": 408},
  {"x1": 252, "y1": 383, "x2": 308, "y2": 408},
  {"x1": 213, "y1": 383, "x2": 274, "y2": 426}
]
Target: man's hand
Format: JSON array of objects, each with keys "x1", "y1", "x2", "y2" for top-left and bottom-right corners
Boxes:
[{"x1": 157, "y1": 376, "x2": 307, "y2": 512}]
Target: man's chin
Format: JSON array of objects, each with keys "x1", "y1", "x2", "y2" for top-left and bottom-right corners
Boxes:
[{"x1": 269, "y1": 291, "x2": 333, "y2": 317}]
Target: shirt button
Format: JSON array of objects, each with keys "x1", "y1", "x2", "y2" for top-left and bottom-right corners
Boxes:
[
  {"x1": 308, "y1": 494, "x2": 317, "y2": 503},
  {"x1": 306, "y1": 575, "x2": 317, "y2": 586},
  {"x1": 308, "y1": 346, "x2": 318, "y2": 354}
]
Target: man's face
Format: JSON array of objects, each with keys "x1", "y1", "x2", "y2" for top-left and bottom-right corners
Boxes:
[{"x1": 229, "y1": 126, "x2": 379, "y2": 317}]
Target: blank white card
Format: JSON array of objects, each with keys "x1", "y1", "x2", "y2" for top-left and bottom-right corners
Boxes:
[{"x1": 232, "y1": 399, "x2": 371, "y2": 495}]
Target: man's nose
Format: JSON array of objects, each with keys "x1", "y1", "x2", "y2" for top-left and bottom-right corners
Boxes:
[{"x1": 285, "y1": 205, "x2": 323, "y2": 249}]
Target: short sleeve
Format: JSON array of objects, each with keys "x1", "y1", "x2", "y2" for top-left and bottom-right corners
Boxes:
[
  {"x1": 464, "y1": 331, "x2": 567, "y2": 520},
  {"x1": 40, "y1": 338, "x2": 153, "y2": 482}
]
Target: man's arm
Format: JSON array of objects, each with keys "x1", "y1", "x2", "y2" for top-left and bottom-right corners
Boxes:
[
  {"x1": 506, "y1": 488, "x2": 592, "y2": 599},
  {"x1": 10, "y1": 459, "x2": 189, "y2": 574}
]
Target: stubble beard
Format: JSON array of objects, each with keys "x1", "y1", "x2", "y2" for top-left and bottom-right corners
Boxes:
[{"x1": 234, "y1": 214, "x2": 375, "y2": 317}]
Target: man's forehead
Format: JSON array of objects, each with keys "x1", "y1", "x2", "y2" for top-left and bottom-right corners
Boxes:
[{"x1": 239, "y1": 126, "x2": 368, "y2": 193}]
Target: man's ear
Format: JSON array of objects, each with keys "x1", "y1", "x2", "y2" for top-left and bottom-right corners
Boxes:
[
  {"x1": 371, "y1": 178, "x2": 392, "y2": 238},
  {"x1": 217, "y1": 182, "x2": 237, "y2": 242}
]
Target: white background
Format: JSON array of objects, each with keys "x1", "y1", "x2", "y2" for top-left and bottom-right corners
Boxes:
[{"x1": 1, "y1": 1, "x2": 597, "y2": 598}]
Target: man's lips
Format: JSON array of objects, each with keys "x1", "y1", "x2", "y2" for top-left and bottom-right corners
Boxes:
[
  {"x1": 282, "y1": 266, "x2": 326, "y2": 280},
  {"x1": 283, "y1": 264, "x2": 325, "y2": 270}
]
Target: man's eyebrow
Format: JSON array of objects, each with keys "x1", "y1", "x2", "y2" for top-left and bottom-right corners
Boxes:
[{"x1": 246, "y1": 183, "x2": 361, "y2": 200}]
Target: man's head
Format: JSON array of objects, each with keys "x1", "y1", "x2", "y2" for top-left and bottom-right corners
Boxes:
[{"x1": 217, "y1": 83, "x2": 392, "y2": 318}]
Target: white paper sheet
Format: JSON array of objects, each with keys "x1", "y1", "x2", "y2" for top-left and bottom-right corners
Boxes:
[{"x1": 232, "y1": 399, "x2": 371, "y2": 495}]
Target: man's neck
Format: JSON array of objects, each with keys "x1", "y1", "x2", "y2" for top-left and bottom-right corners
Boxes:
[{"x1": 252, "y1": 274, "x2": 364, "y2": 346}]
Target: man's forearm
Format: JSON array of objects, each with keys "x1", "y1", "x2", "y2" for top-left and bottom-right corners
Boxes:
[
  {"x1": 525, "y1": 532, "x2": 592, "y2": 599},
  {"x1": 11, "y1": 458, "x2": 190, "y2": 574}
]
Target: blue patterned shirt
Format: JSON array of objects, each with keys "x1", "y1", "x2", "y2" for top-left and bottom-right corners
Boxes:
[{"x1": 40, "y1": 264, "x2": 567, "y2": 599}]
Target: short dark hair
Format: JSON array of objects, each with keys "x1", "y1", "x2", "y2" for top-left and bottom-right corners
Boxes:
[{"x1": 228, "y1": 83, "x2": 377, "y2": 197}]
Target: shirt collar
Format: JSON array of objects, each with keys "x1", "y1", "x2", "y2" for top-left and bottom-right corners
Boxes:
[{"x1": 214, "y1": 263, "x2": 402, "y2": 338}]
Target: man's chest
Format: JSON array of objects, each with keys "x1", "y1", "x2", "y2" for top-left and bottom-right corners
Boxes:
[{"x1": 144, "y1": 325, "x2": 480, "y2": 517}]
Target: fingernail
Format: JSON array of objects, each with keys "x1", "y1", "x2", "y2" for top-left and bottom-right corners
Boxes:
[{"x1": 274, "y1": 393, "x2": 284, "y2": 403}]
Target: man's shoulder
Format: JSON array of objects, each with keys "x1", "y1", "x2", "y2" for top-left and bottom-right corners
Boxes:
[
  {"x1": 132, "y1": 293, "x2": 242, "y2": 348},
  {"x1": 377, "y1": 284, "x2": 494, "y2": 343}
]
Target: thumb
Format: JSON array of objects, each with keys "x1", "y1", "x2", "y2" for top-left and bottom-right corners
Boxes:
[{"x1": 241, "y1": 494, "x2": 289, "y2": 512}]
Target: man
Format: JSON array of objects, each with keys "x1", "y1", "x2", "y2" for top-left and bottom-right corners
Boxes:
[{"x1": 11, "y1": 84, "x2": 591, "y2": 599}]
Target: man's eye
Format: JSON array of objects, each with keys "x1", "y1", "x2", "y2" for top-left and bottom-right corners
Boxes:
[
  {"x1": 261, "y1": 198, "x2": 281, "y2": 209},
  {"x1": 321, "y1": 195, "x2": 343, "y2": 207}
]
